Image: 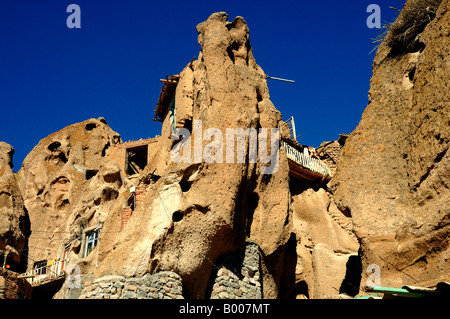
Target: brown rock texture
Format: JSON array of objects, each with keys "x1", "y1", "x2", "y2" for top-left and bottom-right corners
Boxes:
[
  {"x1": 94, "y1": 12, "x2": 292, "y2": 299},
  {"x1": 0, "y1": 142, "x2": 27, "y2": 271},
  {"x1": 4, "y1": 4, "x2": 448, "y2": 300},
  {"x1": 331, "y1": 0, "x2": 450, "y2": 288},
  {"x1": 290, "y1": 182, "x2": 360, "y2": 298},
  {"x1": 17, "y1": 118, "x2": 123, "y2": 273}
]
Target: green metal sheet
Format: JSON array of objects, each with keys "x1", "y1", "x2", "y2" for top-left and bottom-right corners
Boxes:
[
  {"x1": 371, "y1": 286, "x2": 426, "y2": 298},
  {"x1": 354, "y1": 294, "x2": 382, "y2": 299}
]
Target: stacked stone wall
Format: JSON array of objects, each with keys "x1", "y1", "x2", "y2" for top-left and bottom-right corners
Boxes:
[
  {"x1": 0, "y1": 268, "x2": 32, "y2": 299},
  {"x1": 210, "y1": 242, "x2": 262, "y2": 299},
  {"x1": 79, "y1": 271, "x2": 183, "y2": 299}
]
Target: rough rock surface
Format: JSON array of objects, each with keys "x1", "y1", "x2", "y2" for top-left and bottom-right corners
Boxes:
[
  {"x1": 94, "y1": 12, "x2": 292, "y2": 299},
  {"x1": 331, "y1": 0, "x2": 450, "y2": 288},
  {"x1": 290, "y1": 182, "x2": 359, "y2": 299},
  {"x1": 0, "y1": 142, "x2": 27, "y2": 270},
  {"x1": 17, "y1": 118, "x2": 123, "y2": 272},
  {"x1": 3, "y1": 3, "x2": 448, "y2": 300}
]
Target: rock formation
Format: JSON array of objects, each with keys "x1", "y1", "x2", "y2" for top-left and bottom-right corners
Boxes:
[
  {"x1": 17, "y1": 117, "x2": 124, "y2": 290},
  {"x1": 331, "y1": 0, "x2": 449, "y2": 288},
  {"x1": 88, "y1": 12, "x2": 293, "y2": 299},
  {"x1": 0, "y1": 142, "x2": 27, "y2": 272},
  {"x1": 1, "y1": 1, "x2": 448, "y2": 300}
]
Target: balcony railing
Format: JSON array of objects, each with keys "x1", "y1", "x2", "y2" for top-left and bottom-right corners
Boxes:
[
  {"x1": 18, "y1": 257, "x2": 68, "y2": 286},
  {"x1": 282, "y1": 140, "x2": 331, "y2": 179}
]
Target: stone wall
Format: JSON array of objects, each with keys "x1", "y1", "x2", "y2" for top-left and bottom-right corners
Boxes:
[
  {"x1": 79, "y1": 271, "x2": 184, "y2": 299},
  {"x1": 0, "y1": 268, "x2": 32, "y2": 299},
  {"x1": 209, "y1": 242, "x2": 262, "y2": 299},
  {"x1": 316, "y1": 140, "x2": 343, "y2": 178}
]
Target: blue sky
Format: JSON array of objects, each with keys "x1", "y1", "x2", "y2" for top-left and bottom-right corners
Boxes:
[{"x1": 0, "y1": 0, "x2": 405, "y2": 171}]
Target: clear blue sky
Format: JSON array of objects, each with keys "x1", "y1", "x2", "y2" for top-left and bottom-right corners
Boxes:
[{"x1": 0, "y1": 0, "x2": 405, "y2": 171}]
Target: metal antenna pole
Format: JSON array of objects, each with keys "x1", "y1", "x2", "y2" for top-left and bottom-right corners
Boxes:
[{"x1": 266, "y1": 75, "x2": 295, "y2": 83}]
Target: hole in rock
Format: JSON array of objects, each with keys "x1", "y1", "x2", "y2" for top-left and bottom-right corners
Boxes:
[
  {"x1": 85, "y1": 123, "x2": 97, "y2": 131},
  {"x1": 48, "y1": 142, "x2": 61, "y2": 152},
  {"x1": 103, "y1": 188, "x2": 119, "y2": 201},
  {"x1": 179, "y1": 180, "x2": 192, "y2": 192},
  {"x1": 339, "y1": 255, "x2": 362, "y2": 297},
  {"x1": 86, "y1": 169, "x2": 99, "y2": 180},
  {"x1": 172, "y1": 211, "x2": 183, "y2": 222},
  {"x1": 294, "y1": 281, "x2": 309, "y2": 299},
  {"x1": 256, "y1": 88, "x2": 263, "y2": 102},
  {"x1": 246, "y1": 192, "x2": 259, "y2": 236},
  {"x1": 58, "y1": 152, "x2": 68, "y2": 164},
  {"x1": 102, "y1": 142, "x2": 110, "y2": 157},
  {"x1": 226, "y1": 42, "x2": 240, "y2": 64},
  {"x1": 408, "y1": 67, "x2": 416, "y2": 82}
]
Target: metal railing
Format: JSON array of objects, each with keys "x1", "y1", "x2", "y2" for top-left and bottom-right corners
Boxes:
[
  {"x1": 19, "y1": 257, "x2": 68, "y2": 286},
  {"x1": 282, "y1": 140, "x2": 331, "y2": 177},
  {"x1": 283, "y1": 116, "x2": 300, "y2": 141}
]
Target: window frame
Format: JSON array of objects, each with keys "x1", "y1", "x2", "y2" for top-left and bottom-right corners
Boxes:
[
  {"x1": 83, "y1": 230, "x2": 99, "y2": 257},
  {"x1": 33, "y1": 260, "x2": 48, "y2": 275}
]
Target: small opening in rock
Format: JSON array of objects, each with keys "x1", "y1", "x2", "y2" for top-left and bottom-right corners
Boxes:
[
  {"x1": 184, "y1": 119, "x2": 193, "y2": 132},
  {"x1": 172, "y1": 211, "x2": 183, "y2": 222},
  {"x1": 339, "y1": 255, "x2": 362, "y2": 297},
  {"x1": 179, "y1": 180, "x2": 192, "y2": 192},
  {"x1": 86, "y1": 170, "x2": 99, "y2": 180},
  {"x1": 226, "y1": 42, "x2": 240, "y2": 64},
  {"x1": 103, "y1": 188, "x2": 119, "y2": 201},
  {"x1": 435, "y1": 133, "x2": 441, "y2": 142},
  {"x1": 256, "y1": 88, "x2": 263, "y2": 102},
  {"x1": 416, "y1": 256, "x2": 427, "y2": 264},
  {"x1": 408, "y1": 41, "x2": 426, "y2": 53},
  {"x1": 246, "y1": 192, "x2": 259, "y2": 236},
  {"x1": 48, "y1": 142, "x2": 61, "y2": 152},
  {"x1": 85, "y1": 123, "x2": 97, "y2": 131},
  {"x1": 58, "y1": 152, "x2": 68, "y2": 164},
  {"x1": 102, "y1": 142, "x2": 110, "y2": 157},
  {"x1": 294, "y1": 281, "x2": 309, "y2": 299},
  {"x1": 37, "y1": 189, "x2": 43, "y2": 196},
  {"x1": 408, "y1": 67, "x2": 416, "y2": 82},
  {"x1": 340, "y1": 206, "x2": 352, "y2": 218},
  {"x1": 143, "y1": 174, "x2": 160, "y2": 185},
  {"x1": 62, "y1": 199, "x2": 70, "y2": 205}
]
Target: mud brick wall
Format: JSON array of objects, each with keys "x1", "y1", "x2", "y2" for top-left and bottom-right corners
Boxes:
[
  {"x1": 120, "y1": 207, "x2": 133, "y2": 230},
  {"x1": 210, "y1": 242, "x2": 262, "y2": 299},
  {"x1": 120, "y1": 185, "x2": 148, "y2": 230},
  {"x1": 79, "y1": 271, "x2": 184, "y2": 299},
  {"x1": 106, "y1": 137, "x2": 159, "y2": 174}
]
